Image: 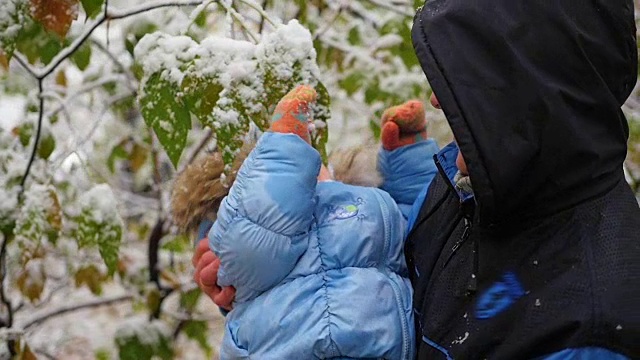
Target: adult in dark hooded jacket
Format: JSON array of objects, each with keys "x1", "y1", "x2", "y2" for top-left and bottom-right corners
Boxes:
[{"x1": 408, "y1": 0, "x2": 640, "y2": 359}]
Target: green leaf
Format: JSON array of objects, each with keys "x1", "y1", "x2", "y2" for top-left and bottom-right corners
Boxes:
[
  {"x1": 71, "y1": 42, "x2": 91, "y2": 70},
  {"x1": 183, "y1": 321, "x2": 212, "y2": 357},
  {"x1": 94, "y1": 348, "x2": 111, "y2": 360},
  {"x1": 380, "y1": 20, "x2": 419, "y2": 68},
  {"x1": 339, "y1": 72, "x2": 365, "y2": 96},
  {"x1": 80, "y1": 0, "x2": 104, "y2": 18},
  {"x1": 161, "y1": 235, "x2": 190, "y2": 253},
  {"x1": 107, "y1": 142, "x2": 128, "y2": 173},
  {"x1": 369, "y1": 119, "x2": 381, "y2": 141},
  {"x1": 76, "y1": 212, "x2": 122, "y2": 275},
  {"x1": 140, "y1": 74, "x2": 191, "y2": 168},
  {"x1": 15, "y1": 19, "x2": 63, "y2": 65},
  {"x1": 312, "y1": 80, "x2": 331, "y2": 163},
  {"x1": 116, "y1": 320, "x2": 173, "y2": 360},
  {"x1": 125, "y1": 22, "x2": 158, "y2": 55},
  {"x1": 75, "y1": 185, "x2": 123, "y2": 275},
  {"x1": 37, "y1": 132, "x2": 56, "y2": 160},
  {"x1": 348, "y1": 27, "x2": 361, "y2": 46},
  {"x1": 181, "y1": 75, "x2": 222, "y2": 121},
  {"x1": 179, "y1": 288, "x2": 201, "y2": 313},
  {"x1": 194, "y1": 10, "x2": 207, "y2": 28}
]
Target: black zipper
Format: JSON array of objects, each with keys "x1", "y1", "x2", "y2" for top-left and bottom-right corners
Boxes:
[{"x1": 442, "y1": 217, "x2": 472, "y2": 269}]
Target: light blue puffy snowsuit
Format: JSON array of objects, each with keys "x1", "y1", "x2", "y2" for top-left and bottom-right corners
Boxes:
[{"x1": 209, "y1": 132, "x2": 438, "y2": 359}]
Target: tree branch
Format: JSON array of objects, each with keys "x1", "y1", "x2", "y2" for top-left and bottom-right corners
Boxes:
[
  {"x1": 0, "y1": 235, "x2": 13, "y2": 330},
  {"x1": 21, "y1": 295, "x2": 133, "y2": 330},
  {"x1": 362, "y1": 0, "x2": 413, "y2": 17},
  {"x1": 19, "y1": 79, "x2": 44, "y2": 193},
  {"x1": 11, "y1": 0, "x2": 204, "y2": 81}
]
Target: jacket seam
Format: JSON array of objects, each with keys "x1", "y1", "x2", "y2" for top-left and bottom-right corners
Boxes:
[
  {"x1": 373, "y1": 190, "x2": 411, "y2": 360},
  {"x1": 313, "y1": 220, "x2": 339, "y2": 357}
]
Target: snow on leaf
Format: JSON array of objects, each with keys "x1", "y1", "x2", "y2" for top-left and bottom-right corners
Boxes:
[
  {"x1": 30, "y1": 0, "x2": 78, "y2": 38},
  {"x1": 74, "y1": 264, "x2": 106, "y2": 295},
  {"x1": 14, "y1": 184, "x2": 58, "y2": 262},
  {"x1": 139, "y1": 73, "x2": 191, "y2": 168},
  {"x1": 135, "y1": 20, "x2": 330, "y2": 166},
  {"x1": 16, "y1": 258, "x2": 46, "y2": 302},
  {"x1": 116, "y1": 318, "x2": 173, "y2": 360},
  {"x1": 0, "y1": 0, "x2": 27, "y2": 59},
  {"x1": 76, "y1": 184, "x2": 123, "y2": 275}
]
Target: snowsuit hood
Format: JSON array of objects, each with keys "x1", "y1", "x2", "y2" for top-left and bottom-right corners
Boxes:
[{"x1": 412, "y1": 0, "x2": 637, "y2": 227}]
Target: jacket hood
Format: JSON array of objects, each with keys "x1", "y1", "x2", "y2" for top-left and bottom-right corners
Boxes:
[{"x1": 412, "y1": 0, "x2": 637, "y2": 227}]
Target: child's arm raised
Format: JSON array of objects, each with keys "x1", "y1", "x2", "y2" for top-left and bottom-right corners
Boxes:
[
  {"x1": 209, "y1": 86, "x2": 320, "y2": 303},
  {"x1": 377, "y1": 100, "x2": 440, "y2": 219}
]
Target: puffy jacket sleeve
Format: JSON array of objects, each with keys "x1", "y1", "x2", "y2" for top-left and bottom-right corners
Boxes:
[
  {"x1": 209, "y1": 132, "x2": 320, "y2": 303},
  {"x1": 378, "y1": 139, "x2": 440, "y2": 219}
]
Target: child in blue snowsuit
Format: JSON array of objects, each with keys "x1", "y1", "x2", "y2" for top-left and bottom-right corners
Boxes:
[{"x1": 207, "y1": 86, "x2": 439, "y2": 359}]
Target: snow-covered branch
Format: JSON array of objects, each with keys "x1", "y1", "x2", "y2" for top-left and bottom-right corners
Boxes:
[{"x1": 20, "y1": 295, "x2": 133, "y2": 331}]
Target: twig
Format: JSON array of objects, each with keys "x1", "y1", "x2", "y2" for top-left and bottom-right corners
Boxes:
[
  {"x1": 21, "y1": 295, "x2": 133, "y2": 330},
  {"x1": 313, "y1": 5, "x2": 344, "y2": 40},
  {"x1": 180, "y1": 128, "x2": 213, "y2": 173},
  {"x1": 220, "y1": 1, "x2": 259, "y2": 43},
  {"x1": 257, "y1": 0, "x2": 268, "y2": 33},
  {"x1": 90, "y1": 39, "x2": 138, "y2": 91},
  {"x1": 0, "y1": 235, "x2": 13, "y2": 330},
  {"x1": 19, "y1": 80, "x2": 44, "y2": 193},
  {"x1": 362, "y1": 0, "x2": 413, "y2": 17},
  {"x1": 237, "y1": 0, "x2": 276, "y2": 27},
  {"x1": 1, "y1": 230, "x2": 17, "y2": 356},
  {"x1": 12, "y1": 54, "x2": 38, "y2": 78}
]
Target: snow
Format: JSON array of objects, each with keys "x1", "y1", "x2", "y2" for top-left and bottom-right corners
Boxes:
[
  {"x1": 451, "y1": 332, "x2": 469, "y2": 345},
  {"x1": 78, "y1": 184, "x2": 122, "y2": 224},
  {"x1": 0, "y1": 95, "x2": 27, "y2": 130},
  {"x1": 116, "y1": 317, "x2": 171, "y2": 346},
  {"x1": 0, "y1": 0, "x2": 25, "y2": 51}
]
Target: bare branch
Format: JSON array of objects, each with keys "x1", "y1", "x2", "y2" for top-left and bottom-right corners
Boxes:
[
  {"x1": 108, "y1": 0, "x2": 205, "y2": 20},
  {"x1": 0, "y1": 235, "x2": 13, "y2": 329},
  {"x1": 362, "y1": 0, "x2": 414, "y2": 17},
  {"x1": 90, "y1": 39, "x2": 137, "y2": 89},
  {"x1": 220, "y1": 1, "x2": 259, "y2": 43},
  {"x1": 21, "y1": 295, "x2": 133, "y2": 330},
  {"x1": 19, "y1": 80, "x2": 44, "y2": 192},
  {"x1": 12, "y1": 54, "x2": 38, "y2": 78},
  {"x1": 238, "y1": 0, "x2": 276, "y2": 27}
]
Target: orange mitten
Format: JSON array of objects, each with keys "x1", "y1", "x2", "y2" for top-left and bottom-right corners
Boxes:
[
  {"x1": 269, "y1": 85, "x2": 318, "y2": 143},
  {"x1": 380, "y1": 100, "x2": 428, "y2": 151}
]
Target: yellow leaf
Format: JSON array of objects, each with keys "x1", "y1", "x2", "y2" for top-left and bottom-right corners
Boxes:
[
  {"x1": 74, "y1": 265, "x2": 105, "y2": 295},
  {"x1": 0, "y1": 51, "x2": 8, "y2": 71},
  {"x1": 47, "y1": 190, "x2": 62, "y2": 231},
  {"x1": 30, "y1": 0, "x2": 79, "y2": 38},
  {"x1": 55, "y1": 70, "x2": 67, "y2": 88},
  {"x1": 146, "y1": 287, "x2": 161, "y2": 315},
  {"x1": 160, "y1": 269, "x2": 181, "y2": 289},
  {"x1": 19, "y1": 342, "x2": 38, "y2": 360},
  {"x1": 130, "y1": 143, "x2": 148, "y2": 172},
  {"x1": 16, "y1": 261, "x2": 46, "y2": 303}
]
